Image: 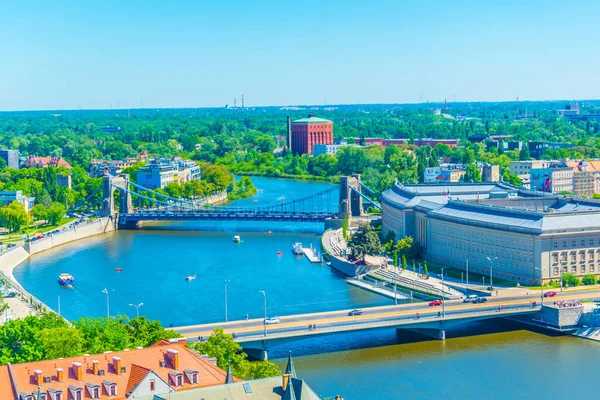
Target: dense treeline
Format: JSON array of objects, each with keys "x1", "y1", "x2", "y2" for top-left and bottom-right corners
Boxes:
[{"x1": 1, "y1": 101, "x2": 600, "y2": 206}]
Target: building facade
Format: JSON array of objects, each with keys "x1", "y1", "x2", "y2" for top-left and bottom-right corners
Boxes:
[
  {"x1": 313, "y1": 144, "x2": 343, "y2": 156},
  {"x1": 0, "y1": 191, "x2": 35, "y2": 211},
  {"x1": 291, "y1": 115, "x2": 334, "y2": 155},
  {"x1": 381, "y1": 182, "x2": 600, "y2": 285},
  {"x1": 0, "y1": 149, "x2": 19, "y2": 170},
  {"x1": 137, "y1": 158, "x2": 201, "y2": 189},
  {"x1": 24, "y1": 156, "x2": 72, "y2": 169}
]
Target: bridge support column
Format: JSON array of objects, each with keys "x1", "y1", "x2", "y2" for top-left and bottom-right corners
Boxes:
[
  {"x1": 339, "y1": 175, "x2": 363, "y2": 221},
  {"x1": 244, "y1": 348, "x2": 268, "y2": 361},
  {"x1": 101, "y1": 176, "x2": 115, "y2": 217},
  {"x1": 404, "y1": 327, "x2": 446, "y2": 340}
]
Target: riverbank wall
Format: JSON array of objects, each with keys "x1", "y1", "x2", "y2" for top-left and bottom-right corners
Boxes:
[{"x1": 0, "y1": 217, "x2": 117, "y2": 317}]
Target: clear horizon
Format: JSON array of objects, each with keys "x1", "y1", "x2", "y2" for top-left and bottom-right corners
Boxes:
[{"x1": 2, "y1": 0, "x2": 599, "y2": 111}]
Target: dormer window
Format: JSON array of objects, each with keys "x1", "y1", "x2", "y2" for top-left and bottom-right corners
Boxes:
[
  {"x1": 184, "y1": 368, "x2": 198, "y2": 384},
  {"x1": 32, "y1": 392, "x2": 48, "y2": 400},
  {"x1": 85, "y1": 383, "x2": 100, "y2": 399},
  {"x1": 68, "y1": 385, "x2": 82, "y2": 400},
  {"x1": 19, "y1": 393, "x2": 33, "y2": 400},
  {"x1": 47, "y1": 388, "x2": 62, "y2": 400},
  {"x1": 168, "y1": 371, "x2": 184, "y2": 387},
  {"x1": 102, "y1": 380, "x2": 117, "y2": 397}
]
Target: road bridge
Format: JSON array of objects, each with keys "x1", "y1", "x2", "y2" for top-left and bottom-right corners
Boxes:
[{"x1": 100, "y1": 174, "x2": 375, "y2": 225}]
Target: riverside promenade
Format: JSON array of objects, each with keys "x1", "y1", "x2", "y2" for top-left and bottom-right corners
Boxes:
[{"x1": 0, "y1": 217, "x2": 117, "y2": 323}]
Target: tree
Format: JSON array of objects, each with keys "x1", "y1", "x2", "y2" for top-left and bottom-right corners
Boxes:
[
  {"x1": 401, "y1": 254, "x2": 407, "y2": 270},
  {"x1": 519, "y1": 144, "x2": 531, "y2": 160},
  {"x1": 393, "y1": 236, "x2": 414, "y2": 258},
  {"x1": 423, "y1": 260, "x2": 428, "y2": 276},
  {"x1": 0, "y1": 201, "x2": 31, "y2": 233},
  {"x1": 37, "y1": 327, "x2": 84, "y2": 359},
  {"x1": 464, "y1": 163, "x2": 482, "y2": 183},
  {"x1": 31, "y1": 204, "x2": 49, "y2": 222},
  {"x1": 194, "y1": 328, "x2": 251, "y2": 378},
  {"x1": 348, "y1": 224, "x2": 383, "y2": 260},
  {"x1": 342, "y1": 216, "x2": 349, "y2": 241},
  {"x1": 393, "y1": 251, "x2": 398, "y2": 268},
  {"x1": 582, "y1": 274, "x2": 596, "y2": 286},
  {"x1": 561, "y1": 273, "x2": 580, "y2": 288},
  {"x1": 0, "y1": 157, "x2": 6, "y2": 170},
  {"x1": 46, "y1": 202, "x2": 66, "y2": 226},
  {"x1": 249, "y1": 360, "x2": 281, "y2": 379}
]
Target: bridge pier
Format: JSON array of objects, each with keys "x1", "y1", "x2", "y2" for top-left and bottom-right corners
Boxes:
[
  {"x1": 339, "y1": 175, "x2": 363, "y2": 221},
  {"x1": 404, "y1": 327, "x2": 446, "y2": 340},
  {"x1": 244, "y1": 347, "x2": 268, "y2": 361}
]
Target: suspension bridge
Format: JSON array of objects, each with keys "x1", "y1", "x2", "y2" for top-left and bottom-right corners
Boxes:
[{"x1": 100, "y1": 174, "x2": 379, "y2": 226}]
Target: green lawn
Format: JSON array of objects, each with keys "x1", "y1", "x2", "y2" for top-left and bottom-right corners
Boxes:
[{"x1": 0, "y1": 218, "x2": 76, "y2": 242}]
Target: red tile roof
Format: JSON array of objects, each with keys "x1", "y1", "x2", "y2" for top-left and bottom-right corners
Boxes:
[{"x1": 0, "y1": 339, "x2": 237, "y2": 400}]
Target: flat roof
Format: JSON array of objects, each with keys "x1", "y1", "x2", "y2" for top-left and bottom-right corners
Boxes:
[{"x1": 292, "y1": 116, "x2": 332, "y2": 124}]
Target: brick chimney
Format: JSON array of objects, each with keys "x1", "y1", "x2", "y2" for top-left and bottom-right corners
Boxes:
[
  {"x1": 178, "y1": 338, "x2": 188, "y2": 348},
  {"x1": 282, "y1": 373, "x2": 292, "y2": 391},
  {"x1": 57, "y1": 368, "x2": 63, "y2": 382},
  {"x1": 92, "y1": 360, "x2": 99, "y2": 375},
  {"x1": 72, "y1": 362, "x2": 82, "y2": 380},
  {"x1": 167, "y1": 349, "x2": 179, "y2": 370},
  {"x1": 113, "y1": 357, "x2": 122, "y2": 374},
  {"x1": 33, "y1": 370, "x2": 42, "y2": 385}
]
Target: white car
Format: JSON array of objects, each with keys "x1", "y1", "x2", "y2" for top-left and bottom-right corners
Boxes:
[{"x1": 264, "y1": 316, "x2": 280, "y2": 325}]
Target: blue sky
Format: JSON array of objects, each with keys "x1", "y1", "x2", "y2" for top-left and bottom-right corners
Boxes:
[{"x1": 1, "y1": 0, "x2": 599, "y2": 111}]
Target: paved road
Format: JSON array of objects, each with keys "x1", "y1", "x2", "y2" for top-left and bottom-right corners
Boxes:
[{"x1": 175, "y1": 289, "x2": 600, "y2": 341}]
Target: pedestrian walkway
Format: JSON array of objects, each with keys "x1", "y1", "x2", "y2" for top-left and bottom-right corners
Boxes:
[{"x1": 369, "y1": 267, "x2": 463, "y2": 299}]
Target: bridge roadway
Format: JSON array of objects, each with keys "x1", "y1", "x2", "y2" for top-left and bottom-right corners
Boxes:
[
  {"x1": 174, "y1": 289, "x2": 600, "y2": 347},
  {"x1": 119, "y1": 209, "x2": 337, "y2": 223}
]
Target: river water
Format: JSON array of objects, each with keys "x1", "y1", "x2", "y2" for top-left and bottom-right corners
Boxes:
[{"x1": 13, "y1": 177, "x2": 600, "y2": 400}]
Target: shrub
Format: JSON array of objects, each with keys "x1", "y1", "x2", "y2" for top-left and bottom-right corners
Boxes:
[
  {"x1": 562, "y1": 273, "x2": 580, "y2": 288},
  {"x1": 582, "y1": 274, "x2": 596, "y2": 285}
]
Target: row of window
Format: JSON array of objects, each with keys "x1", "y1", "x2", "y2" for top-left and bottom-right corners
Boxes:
[
  {"x1": 552, "y1": 265, "x2": 595, "y2": 275},
  {"x1": 553, "y1": 238, "x2": 598, "y2": 249},
  {"x1": 434, "y1": 226, "x2": 533, "y2": 251},
  {"x1": 431, "y1": 235, "x2": 534, "y2": 263},
  {"x1": 552, "y1": 249, "x2": 600, "y2": 264}
]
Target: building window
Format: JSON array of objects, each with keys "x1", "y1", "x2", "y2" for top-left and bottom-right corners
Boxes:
[
  {"x1": 553, "y1": 267, "x2": 559, "y2": 275},
  {"x1": 571, "y1": 266, "x2": 577, "y2": 273},
  {"x1": 570, "y1": 252, "x2": 577, "y2": 263},
  {"x1": 553, "y1": 241, "x2": 558, "y2": 249},
  {"x1": 591, "y1": 239, "x2": 595, "y2": 246},
  {"x1": 582, "y1": 265, "x2": 586, "y2": 273},
  {"x1": 581, "y1": 239, "x2": 585, "y2": 246},
  {"x1": 150, "y1": 380, "x2": 155, "y2": 392},
  {"x1": 580, "y1": 251, "x2": 586, "y2": 263},
  {"x1": 572, "y1": 240, "x2": 576, "y2": 247},
  {"x1": 591, "y1": 265, "x2": 595, "y2": 272},
  {"x1": 563, "y1": 240, "x2": 567, "y2": 248}
]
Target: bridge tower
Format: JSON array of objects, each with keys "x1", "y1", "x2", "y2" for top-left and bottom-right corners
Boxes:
[
  {"x1": 339, "y1": 174, "x2": 363, "y2": 220},
  {"x1": 101, "y1": 175, "x2": 133, "y2": 217}
]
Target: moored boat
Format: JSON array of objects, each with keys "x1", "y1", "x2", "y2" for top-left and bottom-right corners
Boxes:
[
  {"x1": 233, "y1": 235, "x2": 241, "y2": 243},
  {"x1": 58, "y1": 273, "x2": 75, "y2": 286},
  {"x1": 186, "y1": 275, "x2": 197, "y2": 281},
  {"x1": 292, "y1": 242, "x2": 303, "y2": 255}
]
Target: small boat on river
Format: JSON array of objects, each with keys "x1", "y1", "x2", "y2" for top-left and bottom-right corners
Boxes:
[
  {"x1": 233, "y1": 235, "x2": 241, "y2": 243},
  {"x1": 58, "y1": 273, "x2": 75, "y2": 286},
  {"x1": 292, "y1": 243, "x2": 303, "y2": 255},
  {"x1": 186, "y1": 275, "x2": 197, "y2": 281}
]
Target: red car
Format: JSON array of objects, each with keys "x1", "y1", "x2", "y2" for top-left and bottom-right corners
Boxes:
[
  {"x1": 543, "y1": 291, "x2": 557, "y2": 298},
  {"x1": 429, "y1": 299, "x2": 443, "y2": 306},
  {"x1": 36, "y1": 235, "x2": 43, "y2": 239}
]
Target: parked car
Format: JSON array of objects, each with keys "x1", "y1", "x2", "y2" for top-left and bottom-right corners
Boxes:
[
  {"x1": 463, "y1": 295, "x2": 478, "y2": 303},
  {"x1": 36, "y1": 235, "x2": 43, "y2": 239},
  {"x1": 543, "y1": 291, "x2": 557, "y2": 298},
  {"x1": 348, "y1": 309, "x2": 364, "y2": 316},
  {"x1": 264, "y1": 316, "x2": 280, "y2": 325},
  {"x1": 7, "y1": 243, "x2": 16, "y2": 248},
  {"x1": 429, "y1": 299, "x2": 443, "y2": 306},
  {"x1": 473, "y1": 297, "x2": 487, "y2": 304}
]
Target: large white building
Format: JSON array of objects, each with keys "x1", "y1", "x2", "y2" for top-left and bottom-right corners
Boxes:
[
  {"x1": 137, "y1": 158, "x2": 201, "y2": 189},
  {"x1": 381, "y1": 182, "x2": 600, "y2": 285}
]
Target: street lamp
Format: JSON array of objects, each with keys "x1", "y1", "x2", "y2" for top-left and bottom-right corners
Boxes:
[
  {"x1": 465, "y1": 257, "x2": 470, "y2": 296},
  {"x1": 259, "y1": 290, "x2": 267, "y2": 337},
  {"x1": 486, "y1": 256, "x2": 497, "y2": 293},
  {"x1": 224, "y1": 280, "x2": 230, "y2": 322},
  {"x1": 128, "y1": 302, "x2": 144, "y2": 318},
  {"x1": 102, "y1": 289, "x2": 114, "y2": 319},
  {"x1": 441, "y1": 267, "x2": 446, "y2": 317}
]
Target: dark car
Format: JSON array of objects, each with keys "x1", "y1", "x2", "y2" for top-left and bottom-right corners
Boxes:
[
  {"x1": 543, "y1": 291, "x2": 557, "y2": 297},
  {"x1": 348, "y1": 309, "x2": 364, "y2": 316},
  {"x1": 7, "y1": 243, "x2": 16, "y2": 248},
  {"x1": 429, "y1": 299, "x2": 443, "y2": 306},
  {"x1": 473, "y1": 297, "x2": 487, "y2": 304}
]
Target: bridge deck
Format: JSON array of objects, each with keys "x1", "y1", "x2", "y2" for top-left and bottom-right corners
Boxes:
[{"x1": 119, "y1": 210, "x2": 337, "y2": 223}]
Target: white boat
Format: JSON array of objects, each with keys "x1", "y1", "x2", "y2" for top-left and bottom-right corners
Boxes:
[
  {"x1": 233, "y1": 235, "x2": 241, "y2": 243},
  {"x1": 186, "y1": 275, "x2": 197, "y2": 281},
  {"x1": 58, "y1": 273, "x2": 75, "y2": 286},
  {"x1": 292, "y1": 243, "x2": 303, "y2": 255}
]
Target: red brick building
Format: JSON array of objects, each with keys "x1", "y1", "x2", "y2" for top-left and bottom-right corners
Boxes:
[{"x1": 291, "y1": 115, "x2": 334, "y2": 155}]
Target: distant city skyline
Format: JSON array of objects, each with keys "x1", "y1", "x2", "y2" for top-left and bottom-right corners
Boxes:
[{"x1": 2, "y1": 0, "x2": 600, "y2": 111}]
